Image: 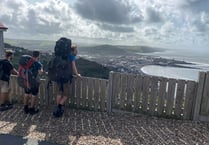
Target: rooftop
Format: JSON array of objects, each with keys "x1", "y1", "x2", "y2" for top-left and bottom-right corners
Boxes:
[{"x1": 0, "y1": 22, "x2": 8, "y2": 30}]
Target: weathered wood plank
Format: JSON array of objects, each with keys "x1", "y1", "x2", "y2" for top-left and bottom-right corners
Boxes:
[
  {"x1": 87, "y1": 78, "x2": 94, "y2": 110},
  {"x1": 120, "y1": 74, "x2": 127, "y2": 110},
  {"x1": 200, "y1": 72, "x2": 209, "y2": 116},
  {"x1": 101, "y1": 80, "x2": 108, "y2": 111},
  {"x1": 76, "y1": 78, "x2": 82, "y2": 108},
  {"x1": 39, "y1": 80, "x2": 45, "y2": 106},
  {"x1": 134, "y1": 75, "x2": 143, "y2": 112},
  {"x1": 69, "y1": 78, "x2": 76, "y2": 106},
  {"x1": 174, "y1": 80, "x2": 186, "y2": 118},
  {"x1": 126, "y1": 74, "x2": 135, "y2": 111},
  {"x1": 17, "y1": 84, "x2": 23, "y2": 103},
  {"x1": 184, "y1": 81, "x2": 197, "y2": 120},
  {"x1": 149, "y1": 77, "x2": 159, "y2": 115},
  {"x1": 157, "y1": 77, "x2": 167, "y2": 115},
  {"x1": 142, "y1": 76, "x2": 150, "y2": 112},
  {"x1": 47, "y1": 81, "x2": 53, "y2": 105},
  {"x1": 107, "y1": 72, "x2": 113, "y2": 113},
  {"x1": 112, "y1": 73, "x2": 121, "y2": 109},
  {"x1": 81, "y1": 78, "x2": 87, "y2": 108},
  {"x1": 193, "y1": 72, "x2": 206, "y2": 121},
  {"x1": 165, "y1": 79, "x2": 176, "y2": 116},
  {"x1": 94, "y1": 79, "x2": 100, "y2": 111}
]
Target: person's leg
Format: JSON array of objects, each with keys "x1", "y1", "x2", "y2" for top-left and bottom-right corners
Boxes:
[
  {"x1": 60, "y1": 83, "x2": 70, "y2": 105},
  {"x1": 0, "y1": 81, "x2": 10, "y2": 104},
  {"x1": 53, "y1": 83, "x2": 70, "y2": 117},
  {"x1": 23, "y1": 88, "x2": 30, "y2": 114},
  {"x1": 56, "y1": 95, "x2": 62, "y2": 105},
  {"x1": 29, "y1": 87, "x2": 39, "y2": 115},
  {"x1": 0, "y1": 92, "x2": 8, "y2": 111},
  {"x1": 30, "y1": 95, "x2": 36, "y2": 108},
  {"x1": 0, "y1": 92, "x2": 8, "y2": 105},
  {"x1": 0, "y1": 81, "x2": 12, "y2": 111}
]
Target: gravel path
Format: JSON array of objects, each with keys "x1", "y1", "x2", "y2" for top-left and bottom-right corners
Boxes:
[{"x1": 0, "y1": 104, "x2": 209, "y2": 145}]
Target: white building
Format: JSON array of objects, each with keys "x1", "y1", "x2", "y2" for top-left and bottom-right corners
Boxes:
[{"x1": 0, "y1": 22, "x2": 8, "y2": 59}]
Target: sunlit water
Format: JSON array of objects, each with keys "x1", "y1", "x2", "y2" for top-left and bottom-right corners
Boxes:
[{"x1": 139, "y1": 49, "x2": 209, "y2": 81}]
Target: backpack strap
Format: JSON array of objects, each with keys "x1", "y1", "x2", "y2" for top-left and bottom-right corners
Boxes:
[
  {"x1": 25, "y1": 58, "x2": 35, "y2": 69},
  {"x1": 24, "y1": 58, "x2": 35, "y2": 88}
]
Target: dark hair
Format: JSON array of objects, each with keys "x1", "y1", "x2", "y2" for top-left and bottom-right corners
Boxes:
[
  {"x1": 32, "y1": 50, "x2": 40, "y2": 58},
  {"x1": 5, "y1": 50, "x2": 13, "y2": 58}
]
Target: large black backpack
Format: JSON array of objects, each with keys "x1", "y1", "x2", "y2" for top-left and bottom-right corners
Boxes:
[{"x1": 47, "y1": 37, "x2": 73, "y2": 86}]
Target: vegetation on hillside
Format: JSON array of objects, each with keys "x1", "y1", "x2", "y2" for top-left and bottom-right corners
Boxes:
[{"x1": 4, "y1": 43, "x2": 110, "y2": 79}]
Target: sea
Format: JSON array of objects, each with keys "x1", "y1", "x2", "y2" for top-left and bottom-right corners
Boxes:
[{"x1": 138, "y1": 49, "x2": 209, "y2": 81}]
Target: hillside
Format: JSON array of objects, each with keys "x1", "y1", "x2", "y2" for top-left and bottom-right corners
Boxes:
[{"x1": 4, "y1": 43, "x2": 110, "y2": 79}]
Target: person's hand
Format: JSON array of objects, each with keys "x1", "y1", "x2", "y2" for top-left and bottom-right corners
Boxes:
[{"x1": 76, "y1": 74, "x2": 81, "y2": 78}]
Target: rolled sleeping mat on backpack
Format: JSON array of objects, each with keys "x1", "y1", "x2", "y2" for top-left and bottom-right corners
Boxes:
[{"x1": 19, "y1": 55, "x2": 32, "y2": 66}]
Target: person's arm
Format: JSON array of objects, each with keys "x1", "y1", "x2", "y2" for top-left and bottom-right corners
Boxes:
[
  {"x1": 72, "y1": 61, "x2": 81, "y2": 77},
  {"x1": 11, "y1": 68, "x2": 18, "y2": 75},
  {"x1": 38, "y1": 68, "x2": 43, "y2": 75},
  {"x1": 38, "y1": 64, "x2": 43, "y2": 75}
]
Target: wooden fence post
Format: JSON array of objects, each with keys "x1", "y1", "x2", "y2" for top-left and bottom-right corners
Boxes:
[
  {"x1": 107, "y1": 71, "x2": 113, "y2": 113},
  {"x1": 193, "y1": 72, "x2": 206, "y2": 121}
]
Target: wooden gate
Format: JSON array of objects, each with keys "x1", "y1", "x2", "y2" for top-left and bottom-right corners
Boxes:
[
  {"x1": 109, "y1": 72, "x2": 197, "y2": 119},
  {"x1": 193, "y1": 72, "x2": 209, "y2": 121}
]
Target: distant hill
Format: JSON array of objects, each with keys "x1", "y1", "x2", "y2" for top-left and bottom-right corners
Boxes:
[
  {"x1": 5, "y1": 38, "x2": 165, "y2": 55},
  {"x1": 80, "y1": 44, "x2": 128, "y2": 56}
]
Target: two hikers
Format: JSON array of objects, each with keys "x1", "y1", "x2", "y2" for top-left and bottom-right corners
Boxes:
[{"x1": 0, "y1": 50, "x2": 18, "y2": 111}]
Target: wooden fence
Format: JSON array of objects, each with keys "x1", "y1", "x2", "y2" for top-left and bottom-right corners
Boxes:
[
  {"x1": 9, "y1": 76, "x2": 109, "y2": 112},
  {"x1": 109, "y1": 72, "x2": 197, "y2": 120},
  {"x1": 9, "y1": 71, "x2": 209, "y2": 121},
  {"x1": 193, "y1": 72, "x2": 209, "y2": 121}
]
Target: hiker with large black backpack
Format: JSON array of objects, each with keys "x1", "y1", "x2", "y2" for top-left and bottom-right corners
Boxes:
[
  {"x1": 0, "y1": 50, "x2": 18, "y2": 111},
  {"x1": 19, "y1": 51, "x2": 43, "y2": 115},
  {"x1": 48, "y1": 37, "x2": 81, "y2": 118}
]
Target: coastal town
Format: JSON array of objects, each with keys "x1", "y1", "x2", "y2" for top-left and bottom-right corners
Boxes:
[{"x1": 81, "y1": 53, "x2": 196, "y2": 75}]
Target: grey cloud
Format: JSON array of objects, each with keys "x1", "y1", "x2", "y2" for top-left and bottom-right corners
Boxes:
[
  {"x1": 192, "y1": 20, "x2": 209, "y2": 33},
  {"x1": 0, "y1": 0, "x2": 70, "y2": 35},
  {"x1": 24, "y1": 9, "x2": 64, "y2": 34},
  {"x1": 97, "y1": 23, "x2": 134, "y2": 33},
  {"x1": 145, "y1": 7, "x2": 163, "y2": 23},
  {"x1": 74, "y1": 0, "x2": 142, "y2": 25},
  {"x1": 178, "y1": 0, "x2": 209, "y2": 13},
  {"x1": 144, "y1": 28, "x2": 158, "y2": 36}
]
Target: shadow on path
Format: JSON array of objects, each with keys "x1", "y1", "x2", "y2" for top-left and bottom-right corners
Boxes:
[{"x1": 0, "y1": 134, "x2": 61, "y2": 145}]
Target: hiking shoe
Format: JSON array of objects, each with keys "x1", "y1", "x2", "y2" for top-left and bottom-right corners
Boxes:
[
  {"x1": 53, "y1": 107, "x2": 64, "y2": 118},
  {"x1": 24, "y1": 105, "x2": 29, "y2": 114},
  {"x1": 29, "y1": 108, "x2": 39, "y2": 115},
  {"x1": 0, "y1": 104, "x2": 13, "y2": 111},
  {"x1": 0, "y1": 104, "x2": 7, "y2": 111},
  {"x1": 5, "y1": 102, "x2": 13, "y2": 107}
]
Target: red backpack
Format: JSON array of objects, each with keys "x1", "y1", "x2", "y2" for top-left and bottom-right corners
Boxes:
[{"x1": 17, "y1": 55, "x2": 36, "y2": 88}]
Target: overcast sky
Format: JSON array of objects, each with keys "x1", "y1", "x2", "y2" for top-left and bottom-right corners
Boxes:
[{"x1": 1, "y1": 0, "x2": 209, "y2": 50}]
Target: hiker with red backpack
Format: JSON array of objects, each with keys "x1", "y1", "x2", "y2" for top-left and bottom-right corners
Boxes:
[
  {"x1": 0, "y1": 50, "x2": 18, "y2": 111},
  {"x1": 19, "y1": 51, "x2": 43, "y2": 115},
  {"x1": 48, "y1": 38, "x2": 81, "y2": 118}
]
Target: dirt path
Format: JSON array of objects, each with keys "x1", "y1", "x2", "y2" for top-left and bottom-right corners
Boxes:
[{"x1": 0, "y1": 105, "x2": 209, "y2": 145}]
